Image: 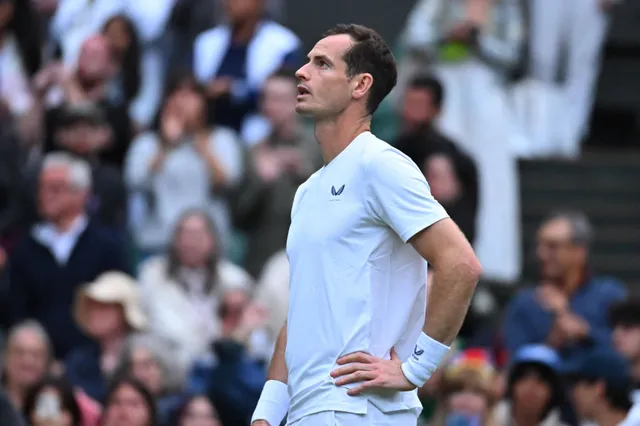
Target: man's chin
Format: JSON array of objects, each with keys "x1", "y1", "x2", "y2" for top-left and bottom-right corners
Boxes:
[{"x1": 295, "y1": 103, "x2": 314, "y2": 116}]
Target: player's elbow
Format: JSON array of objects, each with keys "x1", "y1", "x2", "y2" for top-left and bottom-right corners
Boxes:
[{"x1": 455, "y1": 251, "x2": 482, "y2": 289}]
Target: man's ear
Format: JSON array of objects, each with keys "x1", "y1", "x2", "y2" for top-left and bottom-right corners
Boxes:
[{"x1": 351, "y1": 73, "x2": 374, "y2": 101}]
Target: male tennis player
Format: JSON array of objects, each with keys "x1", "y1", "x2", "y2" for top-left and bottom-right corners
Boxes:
[{"x1": 251, "y1": 24, "x2": 482, "y2": 426}]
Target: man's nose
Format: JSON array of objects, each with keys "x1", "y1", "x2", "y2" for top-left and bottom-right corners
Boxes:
[{"x1": 295, "y1": 64, "x2": 309, "y2": 81}]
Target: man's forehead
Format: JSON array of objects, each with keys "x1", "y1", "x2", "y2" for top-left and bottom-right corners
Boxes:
[{"x1": 309, "y1": 34, "x2": 353, "y2": 59}]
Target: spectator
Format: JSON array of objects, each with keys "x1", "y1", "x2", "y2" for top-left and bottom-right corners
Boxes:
[
  {"x1": 423, "y1": 152, "x2": 477, "y2": 245},
  {"x1": 503, "y1": 211, "x2": 626, "y2": 363},
  {"x1": 194, "y1": 0, "x2": 302, "y2": 132},
  {"x1": 2, "y1": 321, "x2": 51, "y2": 411},
  {"x1": 0, "y1": 0, "x2": 42, "y2": 144},
  {"x1": 610, "y1": 299, "x2": 640, "y2": 422},
  {"x1": 22, "y1": 376, "x2": 82, "y2": 426},
  {"x1": 124, "y1": 77, "x2": 243, "y2": 255},
  {"x1": 0, "y1": 116, "x2": 25, "y2": 247},
  {"x1": 235, "y1": 69, "x2": 322, "y2": 277},
  {"x1": 429, "y1": 348, "x2": 499, "y2": 426},
  {"x1": 36, "y1": 35, "x2": 133, "y2": 168},
  {"x1": 65, "y1": 272, "x2": 147, "y2": 402},
  {"x1": 0, "y1": 389, "x2": 25, "y2": 426},
  {"x1": 401, "y1": 0, "x2": 526, "y2": 282},
  {"x1": 115, "y1": 333, "x2": 185, "y2": 425},
  {"x1": 392, "y1": 75, "x2": 478, "y2": 243},
  {"x1": 174, "y1": 395, "x2": 221, "y2": 426},
  {"x1": 26, "y1": 102, "x2": 128, "y2": 229},
  {"x1": 186, "y1": 290, "x2": 270, "y2": 425},
  {"x1": 138, "y1": 209, "x2": 254, "y2": 368},
  {"x1": 102, "y1": 15, "x2": 163, "y2": 131},
  {"x1": 494, "y1": 345, "x2": 569, "y2": 426},
  {"x1": 8, "y1": 153, "x2": 130, "y2": 359},
  {"x1": 566, "y1": 348, "x2": 635, "y2": 426},
  {"x1": 101, "y1": 376, "x2": 156, "y2": 426}
]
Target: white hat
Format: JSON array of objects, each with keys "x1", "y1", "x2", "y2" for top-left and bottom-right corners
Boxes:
[{"x1": 75, "y1": 272, "x2": 148, "y2": 333}]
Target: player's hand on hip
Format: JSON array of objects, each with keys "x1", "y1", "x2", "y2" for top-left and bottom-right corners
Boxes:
[{"x1": 331, "y1": 349, "x2": 416, "y2": 396}]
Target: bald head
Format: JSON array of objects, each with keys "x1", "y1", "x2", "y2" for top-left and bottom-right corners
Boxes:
[{"x1": 77, "y1": 35, "x2": 114, "y2": 82}]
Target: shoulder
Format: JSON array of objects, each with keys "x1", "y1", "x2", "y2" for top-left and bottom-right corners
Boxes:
[
  {"x1": 218, "y1": 260, "x2": 254, "y2": 290},
  {"x1": 359, "y1": 134, "x2": 425, "y2": 185},
  {"x1": 130, "y1": 131, "x2": 160, "y2": 150},
  {"x1": 591, "y1": 276, "x2": 627, "y2": 299},
  {"x1": 194, "y1": 25, "x2": 228, "y2": 49},
  {"x1": 505, "y1": 287, "x2": 538, "y2": 311}
]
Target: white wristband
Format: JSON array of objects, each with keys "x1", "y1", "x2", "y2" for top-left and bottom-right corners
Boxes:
[
  {"x1": 251, "y1": 380, "x2": 290, "y2": 426},
  {"x1": 401, "y1": 332, "x2": 450, "y2": 388}
]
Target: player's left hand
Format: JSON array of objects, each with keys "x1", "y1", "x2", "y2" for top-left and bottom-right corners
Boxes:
[{"x1": 331, "y1": 349, "x2": 416, "y2": 396}]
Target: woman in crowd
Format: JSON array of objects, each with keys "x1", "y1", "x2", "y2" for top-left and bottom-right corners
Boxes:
[
  {"x1": 115, "y1": 333, "x2": 185, "y2": 425},
  {"x1": 124, "y1": 74, "x2": 244, "y2": 256},
  {"x1": 429, "y1": 348, "x2": 500, "y2": 426},
  {"x1": 101, "y1": 376, "x2": 156, "y2": 426},
  {"x1": 138, "y1": 208, "x2": 255, "y2": 367},
  {"x1": 65, "y1": 272, "x2": 148, "y2": 402},
  {"x1": 102, "y1": 15, "x2": 162, "y2": 131},
  {"x1": 2, "y1": 321, "x2": 51, "y2": 410},
  {"x1": 174, "y1": 395, "x2": 221, "y2": 426},
  {"x1": 494, "y1": 345, "x2": 569, "y2": 426},
  {"x1": 23, "y1": 376, "x2": 82, "y2": 426}
]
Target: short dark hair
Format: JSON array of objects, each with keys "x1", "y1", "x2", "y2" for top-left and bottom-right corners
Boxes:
[
  {"x1": 579, "y1": 377, "x2": 633, "y2": 412},
  {"x1": 408, "y1": 74, "x2": 444, "y2": 109},
  {"x1": 23, "y1": 376, "x2": 82, "y2": 426},
  {"x1": 322, "y1": 24, "x2": 397, "y2": 115},
  {"x1": 610, "y1": 299, "x2": 640, "y2": 327}
]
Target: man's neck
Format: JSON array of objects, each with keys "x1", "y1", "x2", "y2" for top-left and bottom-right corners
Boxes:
[
  {"x1": 557, "y1": 267, "x2": 585, "y2": 296},
  {"x1": 594, "y1": 408, "x2": 628, "y2": 426},
  {"x1": 51, "y1": 212, "x2": 83, "y2": 233},
  {"x1": 232, "y1": 18, "x2": 259, "y2": 44},
  {"x1": 314, "y1": 110, "x2": 371, "y2": 164}
]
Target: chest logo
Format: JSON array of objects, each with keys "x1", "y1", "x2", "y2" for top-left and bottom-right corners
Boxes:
[{"x1": 331, "y1": 185, "x2": 345, "y2": 196}]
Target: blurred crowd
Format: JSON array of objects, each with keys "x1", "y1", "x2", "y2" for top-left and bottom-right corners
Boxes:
[{"x1": 0, "y1": 0, "x2": 634, "y2": 425}]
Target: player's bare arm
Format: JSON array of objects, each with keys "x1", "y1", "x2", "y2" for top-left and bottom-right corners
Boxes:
[
  {"x1": 252, "y1": 321, "x2": 288, "y2": 426},
  {"x1": 331, "y1": 218, "x2": 481, "y2": 395}
]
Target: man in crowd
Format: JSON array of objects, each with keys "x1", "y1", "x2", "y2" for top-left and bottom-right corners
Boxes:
[
  {"x1": 610, "y1": 299, "x2": 640, "y2": 422},
  {"x1": 8, "y1": 153, "x2": 130, "y2": 358},
  {"x1": 503, "y1": 211, "x2": 626, "y2": 363},
  {"x1": 568, "y1": 348, "x2": 636, "y2": 426},
  {"x1": 393, "y1": 74, "x2": 478, "y2": 244}
]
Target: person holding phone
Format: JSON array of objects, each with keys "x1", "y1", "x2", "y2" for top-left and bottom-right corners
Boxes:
[{"x1": 22, "y1": 377, "x2": 82, "y2": 426}]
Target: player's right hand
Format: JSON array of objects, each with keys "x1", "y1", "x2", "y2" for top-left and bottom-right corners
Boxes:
[{"x1": 251, "y1": 421, "x2": 271, "y2": 426}]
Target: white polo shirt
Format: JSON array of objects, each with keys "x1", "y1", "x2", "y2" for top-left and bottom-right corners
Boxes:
[{"x1": 285, "y1": 131, "x2": 449, "y2": 422}]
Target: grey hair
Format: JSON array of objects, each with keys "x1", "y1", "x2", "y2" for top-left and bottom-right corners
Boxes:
[
  {"x1": 42, "y1": 152, "x2": 92, "y2": 190},
  {"x1": 115, "y1": 333, "x2": 183, "y2": 392},
  {"x1": 2, "y1": 320, "x2": 53, "y2": 370},
  {"x1": 544, "y1": 210, "x2": 593, "y2": 248}
]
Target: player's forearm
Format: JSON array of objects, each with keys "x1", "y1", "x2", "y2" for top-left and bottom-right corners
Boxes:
[
  {"x1": 423, "y1": 261, "x2": 480, "y2": 345},
  {"x1": 267, "y1": 321, "x2": 288, "y2": 383}
]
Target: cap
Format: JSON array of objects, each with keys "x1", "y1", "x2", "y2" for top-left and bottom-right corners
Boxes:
[
  {"x1": 563, "y1": 348, "x2": 631, "y2": 390},
  {"x1": 511, "y1": 345, "x2": 561, "y2": 371}
]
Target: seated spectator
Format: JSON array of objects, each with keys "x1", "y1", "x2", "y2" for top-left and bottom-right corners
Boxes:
[
  {"x1": 22, "y1": 376, "x2": 82, "y2": 426},
  {"x1": 2, "y1": 321, "x2": 51, "y2": 411},
  {"x1": 138, "y1": 209, "x2": 254, "y2": 367},
  {"x1": 101, "y1": 376, "x2": 156, "y2": 426},
  {"x1": 174, "y1": 395, "x2": 221, "y2": 426},
  {"x1": 124, "y1": 77, "x2": 243, "y2": 255},
  {"x1": 25, "y1": 102, "x2": 128, "y2": 229},
  {"x1": 8, "y1": 153, "x2": 130, "y2": 359},
  {"x1": 393, "y1": 75, "x2": 478, "y2": 243},
  {"x1": 610, "y1": 299, "x2": 640, "y2": 422},
  {"x1": 0, "y1": 0, "x2": 42, "y2": 145},
  {"x1": 567, "y1": 348, "x2": 635, "y2": 426},
  {"x1": 35, "y1": 35, "x2": 133, "y2": 168},
  {"x1": 503, "y1": 211, "x2": 626, "y2": 364},
  {"x1": 494, "y1": 345, "x2": 569, "y2": 426},
  {"x1": 194, "y1": 0, "x2": 302, "y2": 132},
  {"x1": 430, "y1": 348, "x2": 499, "y2": 426},
  {"x1": 102, "y1": 15, "x2": 162, "y2": 131},
  {"x1": 423, "y1": 153, "x2": 477, "y2": 245},
  {"x1": 115, "y1": 333, "x2": 185, "y2": 425},
  {"x1": 235, "y1": 69, "x2": 322, "y2": 277},
  {"x1": 65, "y1": 272, "x2": 147, "y2": 402},
  {"x1": 186, "y1": 291, "x2": 270, "y2": 425}
]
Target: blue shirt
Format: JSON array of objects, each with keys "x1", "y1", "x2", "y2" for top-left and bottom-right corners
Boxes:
[{"x1": 503, "y1": 276, "x2": 627, "y2": 363}]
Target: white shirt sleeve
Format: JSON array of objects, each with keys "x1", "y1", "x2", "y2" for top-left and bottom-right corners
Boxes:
[{"x1": 366, "y1": 148, "x2": 449, "y2": 243}]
